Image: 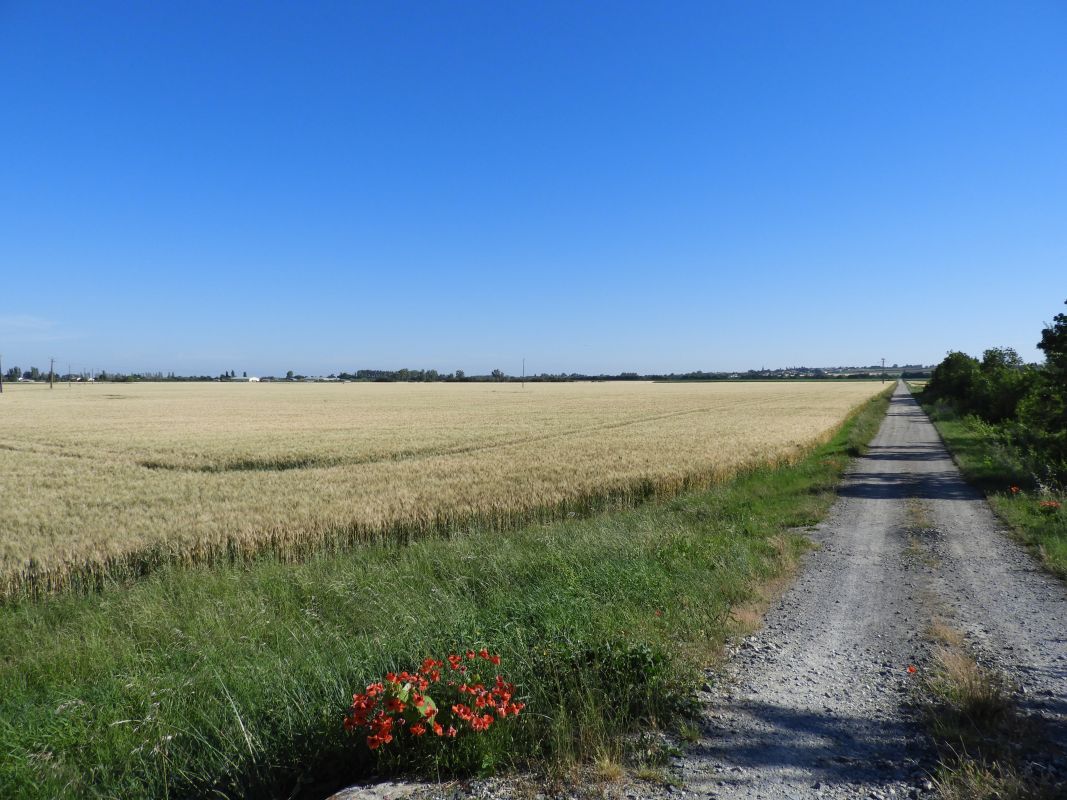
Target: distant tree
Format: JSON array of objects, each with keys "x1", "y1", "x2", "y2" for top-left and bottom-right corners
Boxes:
[
  {"x1": 925, "y1": 351, "x2": 979, "y2": 411},
  {"x1": 970, "y1": 347, "x2": 1036, "y2": 423},
  {"x1": 454, "y1": 369, "x2": 465, "y2": 381},
  {"x1": 491, "y1": 369, "x2": 504, "y2": 381},
  {"x1": 243, "y1": 371, "x2": 247, "y2": 378},
  {"x1": 286, "y1": 370, "x2": 294, "y2": 380}
]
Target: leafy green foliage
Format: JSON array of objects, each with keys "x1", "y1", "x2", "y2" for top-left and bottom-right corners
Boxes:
[{"x1": 922, "y1": 300, "x2": 1067, "y2": 483}]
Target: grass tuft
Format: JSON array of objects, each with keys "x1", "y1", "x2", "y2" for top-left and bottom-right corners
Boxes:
[
  {"x1": 932, "y1": 758, "x2": 1043, "y2": 800},
  {"x1": 593, "y1": 754, "x2": 624, "y2": 783},
  {"x1": 926, "y1": 646, "x2": 1012, "y2": 733}
]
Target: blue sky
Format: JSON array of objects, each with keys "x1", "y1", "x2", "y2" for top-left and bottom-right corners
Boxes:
[{"x1": 1, "y1": 1, "x2": 1065, "y2": 376}]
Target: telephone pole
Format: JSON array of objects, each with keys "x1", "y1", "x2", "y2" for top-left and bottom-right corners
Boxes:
[
  {"x1": 881, "y1": 357, "x2": 886, "y2": 384},
  {"x1": 522, "y1": 357, "x2": 525, "y2": 390},
  {"x1": 49, "y1": 357, "x2": 55, "y2": 389}
]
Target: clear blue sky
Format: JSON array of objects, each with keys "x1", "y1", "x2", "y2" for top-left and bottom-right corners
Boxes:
[{"x1": 2, "y1": 1, "x2": 1064, "y2": 376}]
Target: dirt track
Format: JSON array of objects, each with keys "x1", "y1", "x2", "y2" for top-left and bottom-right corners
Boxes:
[{"x1": 679, "y1": 381, "x2": 1067, "y2": 798}]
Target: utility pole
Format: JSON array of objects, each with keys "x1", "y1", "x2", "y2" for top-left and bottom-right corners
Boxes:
[
  {"x1": 881, "y1": 357, "x2": 886, "y2": 384},
  {"x1": 49, "y1": 357, "x2": 55, "y2": 389},
  {"x1": 68, "y1": 363, "x2": 71, "y2": 388},
  {"x1": 522, "y1": 357, "x2": 525, "y2": 390},
  {"x1": 0, "y1": 353, "x2": 4, "y2": 394}
]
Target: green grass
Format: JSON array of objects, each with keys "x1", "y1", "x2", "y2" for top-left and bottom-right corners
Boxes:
[
  {"x1": 918, "y1": 398, "x2": 1067, "y2": 577},
  {"x1": 845, "y1": 383, "x2": 892, "y2": 456},
  {"x1": 0, "y1": 389, "x2": 892, "y2": 799}
]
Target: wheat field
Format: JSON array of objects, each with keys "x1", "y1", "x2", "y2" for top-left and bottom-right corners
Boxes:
[{"x1": 0, "y1": 380, "x2": 884, "y2": 597}]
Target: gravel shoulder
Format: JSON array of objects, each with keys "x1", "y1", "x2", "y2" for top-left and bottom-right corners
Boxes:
[{"x1": 335, "y1": 382, "x2": 1067, "y2": 800}]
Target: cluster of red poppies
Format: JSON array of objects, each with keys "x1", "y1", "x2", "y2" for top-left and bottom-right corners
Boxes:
[
  {"x1": 345, "y1": 649, "x2": 524, "y2": 751},
  {"x1": 449, "y1": 673, "x2": 526, "y2": 732},
  {"x1": 1008, "y1": 487, "x2": 1062, "y2": 514}
]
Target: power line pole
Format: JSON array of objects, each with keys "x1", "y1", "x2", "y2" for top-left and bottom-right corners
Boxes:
[
  {"x1": 49, "y1": 357, "x2": 55, "y2": 389},
  {"x1": 0, "y1": 353, "x2": 4, "y2": 394},
  {"x1": 881, "y1": 357, "x2": 886, "y2": 384},
  {"x1": 522, "y1": 357, "x2": 525, "y2": 390}
]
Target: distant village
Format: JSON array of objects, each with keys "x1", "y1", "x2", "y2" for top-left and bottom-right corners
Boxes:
[{"x1": 2, "y1": 364, "x2": 934, "y2": 385}]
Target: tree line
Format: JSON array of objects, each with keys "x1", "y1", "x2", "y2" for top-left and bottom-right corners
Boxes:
[
  {"x1": 3, "y1": 366, "x2": 926, "y2": 385},
  {"x1": 922, "y1": 300, "x2": 1067, "y2": 483}
]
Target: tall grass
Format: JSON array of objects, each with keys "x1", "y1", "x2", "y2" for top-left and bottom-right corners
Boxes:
[{"x1": 0, "y1": 388, "x2": 892, "y2": 798}]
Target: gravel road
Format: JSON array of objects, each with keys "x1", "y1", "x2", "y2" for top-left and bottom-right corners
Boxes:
[
  {"x1": 334, "y1": 382, "x2": 1067, "y2": 800},
  {"x1": 674, "y1": 381, "x2": 1067, "y2": 799}
]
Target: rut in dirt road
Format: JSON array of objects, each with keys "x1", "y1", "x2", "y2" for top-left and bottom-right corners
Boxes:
[{"x1": 677, "y1": 382, "x2": 1067, "y2": 799}]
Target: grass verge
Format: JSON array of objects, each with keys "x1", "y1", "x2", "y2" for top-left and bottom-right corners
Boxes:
[
  {"x1": 0, "y1": 389, "x2": 892, "y2": 798},
  {"x1": 914, "y1": 395, "x2": 1067, "y2": 577}
]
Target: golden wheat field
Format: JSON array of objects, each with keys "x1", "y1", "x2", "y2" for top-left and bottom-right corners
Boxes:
[{"x1": 0, "y1": 380, "x2": 884, "y2": 596}]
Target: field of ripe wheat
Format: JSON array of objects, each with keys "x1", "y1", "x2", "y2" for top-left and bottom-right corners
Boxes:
[{"x1": 0, "y1": 380, "x2": 884, "y2": 597}]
